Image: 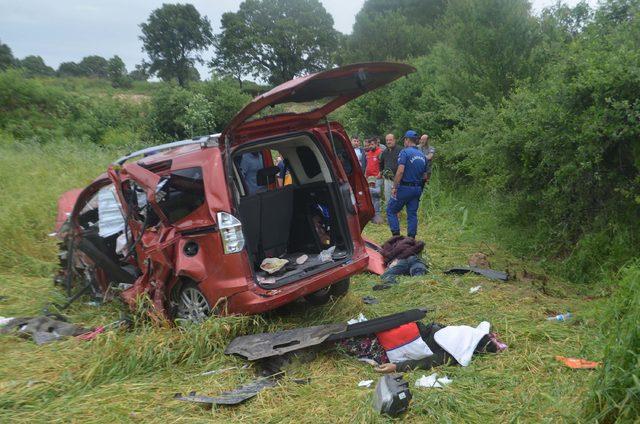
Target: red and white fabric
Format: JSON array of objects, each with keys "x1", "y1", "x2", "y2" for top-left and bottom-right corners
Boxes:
[{"x1": 376, "y1": 322, "x2": 433, "y2": 363}]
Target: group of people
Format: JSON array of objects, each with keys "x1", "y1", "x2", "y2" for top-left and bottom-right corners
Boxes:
[{"x1": 351, "y1": 130, "x2": 435, "y2": 238}]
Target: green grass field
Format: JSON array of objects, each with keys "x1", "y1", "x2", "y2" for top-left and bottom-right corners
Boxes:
[{"x1": 0, "y1": 140, "x2": 607, "y2": 423}]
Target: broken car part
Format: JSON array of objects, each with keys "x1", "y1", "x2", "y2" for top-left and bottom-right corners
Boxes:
[
  {"x1": 0, "y1": 316, "x2": 90, "y2": 345},
  {"x1": 225, "y1": 323, "x2": 347, "y2": 360},
  {"x1": 225, "y1": 309, "x2": 429, "y2": 361},
  {"x1": 443, "y1": 266, "x2": 508, "y2": 282},
  {"x1": 372, "y1": 373, "x2": 412, "y2": 417},
  {"x1": 174, "y1": 377, "x2": 278, "y2": 407}
]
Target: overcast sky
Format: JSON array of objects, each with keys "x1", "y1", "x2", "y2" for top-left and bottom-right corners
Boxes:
[{"x1": 0, "y1": 0, "x2": 597, "y2": 78}]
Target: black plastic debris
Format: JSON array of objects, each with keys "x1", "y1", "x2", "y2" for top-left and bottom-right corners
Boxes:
[
  {"x1": 362, "y1": 295, "x2": 379, "y2": 304},
  {"x1": 444, "y1": 266, "x2": 508, "y2": 282},
  {"x1": 372, "y1": 373, "x2": 412, "y2": 417},
  {"x1": 225, "y1": 323, "x2": 347, "y2": 361},
  {"x1": 175, "y1": 377, "x2": 278, "y2": 407}
]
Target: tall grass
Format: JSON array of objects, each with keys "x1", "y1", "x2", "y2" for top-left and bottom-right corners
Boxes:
[
  {"x1": 0, "y1": 138, "x2": 117, "y2": 276},
  {"x1": 584, "y1": 262, "x2": 640, "y2": 423}
]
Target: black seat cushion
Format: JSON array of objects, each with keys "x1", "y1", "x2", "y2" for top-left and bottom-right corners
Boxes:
[
  {"x1": 238, "y1": 185, "x2": 294, "y2": 263},
  {"x1": 256, "y1": 166, "x2": 281, "y2": 187},
  {"x1": 260, "y1": 185, "x2": 294, "y2": 257}
]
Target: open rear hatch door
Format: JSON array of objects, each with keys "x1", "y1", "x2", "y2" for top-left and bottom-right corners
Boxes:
[{"x1": 221, "y1": 62, "x2": 415, "y2": 143}]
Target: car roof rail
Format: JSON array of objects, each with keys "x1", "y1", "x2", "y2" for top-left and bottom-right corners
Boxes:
[{"x1": 113, "y1": 134, "x2": 221, "y2": 165}]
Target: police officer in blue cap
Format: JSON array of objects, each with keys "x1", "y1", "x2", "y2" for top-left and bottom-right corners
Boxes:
[{"x1": 386, "y1": 130, "x2": 428, "y2": 238}]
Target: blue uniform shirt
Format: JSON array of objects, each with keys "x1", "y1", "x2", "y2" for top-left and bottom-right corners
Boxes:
[
  {"x1": 397, "y1": 146, "x2": 427, "y2": 183},
  {"x1": 239, "y1": 152, "x2": 265, "y2": 195}
]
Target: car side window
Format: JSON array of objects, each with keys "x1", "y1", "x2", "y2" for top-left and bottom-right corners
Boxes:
[
  {"x1": 296, "y1": 146, "x2": 321, "y2": 178},
  {"x1": 156, "y1": 167, "x2": 205, "y2": 223}
]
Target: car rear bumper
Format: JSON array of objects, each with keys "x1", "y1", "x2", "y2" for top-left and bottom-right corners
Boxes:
[{"x1": 226, "y1": 253, "x2": 368, "y2": 315}]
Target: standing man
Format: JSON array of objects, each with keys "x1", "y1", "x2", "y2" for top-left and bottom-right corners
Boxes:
[
  {"x1": 386, "y1": 130, "x2": 428, "y2": 238},
  {"x1": 419, "y1": 134, "x2": 436, "y2": 184},
  {"x1": 351, "y1": 136, "x2": 367, "y2": 170},
  {"x1": 379, "y1": 133, "x2": 402, "y2": 205},
  {"x1": 239, "y1": 151, "x2": 265, "y2": 195},
  {"x1": 365, "y1": 137, "x2": 384, "y2": 224}
]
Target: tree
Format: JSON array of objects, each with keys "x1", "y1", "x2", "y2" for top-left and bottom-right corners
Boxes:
[
  {"x1": 107, "y1": 55, "x2": 132, "y2": 88},
  {"x1": 343, "y1": 0, "x2": 446, "y2": 62},
  {"x1": 129, "y1": 63, "x2": 149, "y2": 81},
  {"x1": 0, "y1": 40, "x2": 15, "y2": 70},
  {"x1": 78, "y1": 55, "x2": 109, "y2": 78},
  {"x1": 213, "y1": 0, "x2": 338, "y2": 85},
  {"x1": 210, "y1": 12, "x2": 251, "y2": 87},
  {"x1": 57, "y1": 61, "x2": 83, "y2": 77},
  {"x1": 140, "y1": 3, "x2": 213, "y2": 87},
  {"x1": 433, "y1": 0, "x2": 541, "y2": 104},
  {"x1": 17, "y1": 55, "x2": 55, "y2": 77}
]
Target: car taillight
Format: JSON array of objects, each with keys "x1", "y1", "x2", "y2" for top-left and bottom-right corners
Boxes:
[{"x1": 216, "y1": 211, "x2": 245, "y2": 254}]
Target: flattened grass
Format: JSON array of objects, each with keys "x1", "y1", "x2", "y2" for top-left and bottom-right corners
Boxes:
[{"x1": 0, "y1": 142, "x2": 606, "y2": 422}]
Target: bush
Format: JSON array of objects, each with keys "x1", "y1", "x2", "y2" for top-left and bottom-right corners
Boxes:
[{"x1": 584, "y1": 262, "x2": 640, "y2": 422}]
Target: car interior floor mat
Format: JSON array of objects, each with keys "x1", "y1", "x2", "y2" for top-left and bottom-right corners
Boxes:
[{"x1": 443, "y1": 266, "x2": 508, "y2": 282}]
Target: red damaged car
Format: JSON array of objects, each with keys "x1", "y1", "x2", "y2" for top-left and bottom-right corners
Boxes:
[{"x1": 53, "y1": 63, "x2": 413, "y2": 322}]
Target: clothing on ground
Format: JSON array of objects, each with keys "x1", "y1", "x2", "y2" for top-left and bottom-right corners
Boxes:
[
  {"x1": 381, "y1": 236, "x2": 425, "y2": 265},
  {"x1": 433, "y1": 321, "x2": 491, "y2": 367},
  {"x1": 376, "y1": 322, "x2": 434, "y2": 363},
  {"x1": 381, "y1": 255, "x2": 428, "y2": 284}
]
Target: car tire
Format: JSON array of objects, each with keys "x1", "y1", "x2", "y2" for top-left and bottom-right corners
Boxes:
[
  {"x1": 304, "y1": 278, "x2": 350, "y2": 306},
  {"x1": 174, "y1": 281, "x2": 212, "y2": 323}
]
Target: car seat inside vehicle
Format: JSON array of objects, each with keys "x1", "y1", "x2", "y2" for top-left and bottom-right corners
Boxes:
[{"x1": 234, "y1": 134, "x2": 352, "y2": 288}]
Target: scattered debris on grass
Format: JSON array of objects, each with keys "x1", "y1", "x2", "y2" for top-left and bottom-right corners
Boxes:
[
  {"x1": 414, "y1": 373, "x2": 452, "y2": 388},
  {"x1": 175, "y1": 377, "x2": 279, "y2": 407},
  {"x1": 555, "y1": 356, "x2": 601, "y2": 369},
  {"x1": 444, "y1": 266, "x2": 508, "y2": 281},
  {"x1": 362, "y1": 295, "x2": 379, "y2": 304},
  {"x1": 546, "y1": 312, "x2": 572, "y2": 321},
  {"x1": 469, "y1": 285, "x2": 482, "y2": 294},
  {"x1": 358, "y1": 379, "x2": 374, "y2": 388},
  {"x1": 372, "y1": 373, "x2": 412, "y2": 417}
]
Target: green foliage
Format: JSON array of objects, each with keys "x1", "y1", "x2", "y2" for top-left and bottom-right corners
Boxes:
[
  {"x1": 0, "y1": 40, "x2": 14, "y2": 70},
  {"x1": 585, "y1": 262, "x2": 640, "y2": 422},
  {"x1": 17, "y1": 55, "x2": 55, "y2": 77},
  {"x1": 439, "y1": 1, "x2": 640, "y2": 280},
  {"x1": 107, "y1": 55, "x2": 132, "y2": 88},
  {"x1": 342, "y1": 0, "x2": 445, "y2": 62},
  {"x1": 213, "y1": 0, "x2": 338, "y2": 84},
  {"x1": 0, "y1": 70, "x2": 146, "y2": 143},
  {"x1": 147, "y1": 84, "x2": 193, "y2": 140},
  {"x1": 140, "y1": 3, "x2": 213, "y2": 87},
  {"x1": 57, "y1": 61, "x2": 84, "y2": 77},
  {"x1": 77, "y1": 55, "x2": 109, "y2": 78}
]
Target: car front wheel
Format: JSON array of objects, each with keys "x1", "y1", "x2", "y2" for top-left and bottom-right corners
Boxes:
[{"x1": 304, "y1": 278, "x2": 350, "y2": 306}]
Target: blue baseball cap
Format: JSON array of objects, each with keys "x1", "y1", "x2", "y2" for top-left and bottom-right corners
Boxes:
[{"x1": 404, "y1": 130, "x2": 419, "y2": 140}]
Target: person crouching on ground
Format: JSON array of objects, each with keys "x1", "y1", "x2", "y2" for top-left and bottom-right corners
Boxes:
[{"x1": 386, "y1": 130, "x2": 428, "y2": 238}]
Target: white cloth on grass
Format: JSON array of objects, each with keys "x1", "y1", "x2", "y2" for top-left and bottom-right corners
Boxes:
[{"x1": 433, "y1": 321, "x2": 490, "y2": 367}]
